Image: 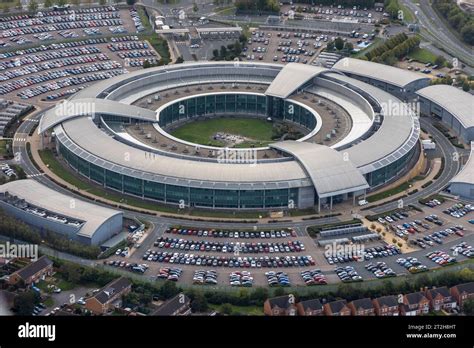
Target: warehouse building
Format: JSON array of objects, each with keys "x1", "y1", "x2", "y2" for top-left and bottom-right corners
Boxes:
[
  {"x1": 416, "y1": 85, "x2": 474, "y2": 143},
  {"x1": 0, "y1": 180, "x2": 123, "y2": 245},
  {"x1": 450, "y1": 144, "x2": 474, "y2": 200}
]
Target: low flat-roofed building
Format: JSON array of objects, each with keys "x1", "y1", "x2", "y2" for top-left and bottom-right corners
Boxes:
[
  {"x1": 416, "y1": 85, "x2": 474, "y2": 143},
  {"x1": 0, "y1": 180, "x2": 123, "y2": 246},
  {"x1": 333, "y1": 57, "x2": 430, "y2": 100}
]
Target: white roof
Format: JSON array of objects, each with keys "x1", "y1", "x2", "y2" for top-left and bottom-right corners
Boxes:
[
  {"x1": 333, "y1": 58, "x2": 430, "y2": 88},
  {"x1": 265, "y1": 63, "x2": 329, "y2": 98},
  {"x1": 270, "y1": 141, "x2": 369, "y2": 197},
  {"x1": 0, "y1": 180, "x2": 122, "y2": 238},
  {"x1": 39, "y1": 98, "x2": 157, "y2": 134},
  {"x1": 416, "y1": 85, "x2": 474, "y2": 129},
  {"x1": 58, "y1": 117, "x2": 309, "y2": 185},
  {"x1": 450, "y1": 143, "x2": 474, "y2": 185}
]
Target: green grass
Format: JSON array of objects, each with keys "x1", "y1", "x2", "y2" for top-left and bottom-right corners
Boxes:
[
  {"x1": 170, "y1": 118, "x2": 274, "y2": 147},
  {"x1": 136, "y1": 6, "x2": 152, "y2": 31},
  {"x1": 352, "y1": 37, "x2": 383, "y2": 58},
  {"x1": 366, "y1": 182, "x2": 412, "y2": 203},
  {"x1": 140, "y1": 34, "x2": 171, "y2": 64},
  {"x1": 0, "y1": 139, "x2": 12, "y2": 156},
  {"x1": 209, "y1": 303, "x2": 264, "y2": 315},
  {"x1": 400, "y1": 2, "x2": 415, "y2": 23},
  {"x1": 407, "y1": 47, "x2": 438, "y2": 64}
]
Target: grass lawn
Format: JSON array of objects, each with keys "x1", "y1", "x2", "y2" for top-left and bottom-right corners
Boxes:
[
  {"x1": 367, "y1": 182, "x2": 411, "y2": 203},
  {"x1": 400, "y1": 3, "x2": 415, "y2": 23},
  {"x1": 0, "y1": 139, "x2": 12, "y2": 156},
  {"x1": 351, "y1": 37, "x2": 383, "y2": 58},
  {"x1": 408, "y1": 47, "x2": 438, "y2": 64},
  {"x1": 209, "y1": 303, "x2": 264, "y2": 315},
  {"x1": 140, "y1": 34, "x2": 171, "y2": 64},
  {"x1": 171, "y1": 118, "x2": 274, "y2": 147}
]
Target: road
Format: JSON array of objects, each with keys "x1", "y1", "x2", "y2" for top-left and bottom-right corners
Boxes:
[
  {"x1": 371, "y1": 118, "x2": 461, "y2": 214},
  {"x1": 401, "y1": 0, "x2": 473, "y2": 70}
]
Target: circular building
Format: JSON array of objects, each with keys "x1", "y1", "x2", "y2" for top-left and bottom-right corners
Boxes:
[{"x1": 38, "y1": 61, "x2": 422, "y2": 211}]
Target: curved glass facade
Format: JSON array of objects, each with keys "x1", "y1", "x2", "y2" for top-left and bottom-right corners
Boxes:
[
  {"x1": 158, "y1": 93, "x2": 317, "y2": 131},
  {"x1": 58, "y1": 142, "x2": 299, "y2": 209}
]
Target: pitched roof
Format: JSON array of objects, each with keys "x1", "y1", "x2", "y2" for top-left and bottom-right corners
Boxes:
[
  {"x1": 16, "y1": 256, "x2": 52, "y2": 280},
  {"x1": 405, "y1": 291, "x2": 428, "y2": 305},
  {"x1": 152, "y1": 293, "x2": 190, "y2": 316},
  {"x1": 94, "y1": 277, "x2": 131, "y2": 304},
  {"x1": 268, "y1": 295, "x2": 295, "y2": 309},
  {"x1": 374, "y1": 295, "x2": 398, "y2": 307},
  {"x1": 453, "y1": 282, "x2": 474, "y2": 294},
  {"x1": 299, "y1": 299, "x2": 323, "y2": 311},
  {"x1": 427, "y1": 287, "x2": 451, "y2": 298},
  {"x1": 327, "y1": 299, "x2": 348, "y2": 313},
  {"x1": 351, "y1": 298, "x2": 374, "y2": 311}
]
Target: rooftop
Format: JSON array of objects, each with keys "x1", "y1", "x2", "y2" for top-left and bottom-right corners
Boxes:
[
  {"x1": 265, "y1": 63, "x2": 328, "y2": 98},
  {"x1": 15, "y1": 256, "x2": 52, "y2": 281},
  {"x1": 93, "y1": 277, "x2": 131, "y2": 304},
  {"x1": 416, "y1": 85, "x2": 474, "y2": 129},
  {"x1": 450, "y1": 143, "x2": 474, "y2": 185},
  {"x1": 0, "y1": 180, "x2": 122, "y2": 238},
  {"x1": 333, "y1": 57, "x2": 430, "y2": 88}
]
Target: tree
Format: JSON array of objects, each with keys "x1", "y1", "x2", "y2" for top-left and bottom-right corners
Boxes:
[
  {"x1": 15, "y1": 0, "x2": 22, "y2": 10},
  {"x1": 219, "y1": 45, "x2": 228, "y2": 59},
  {"x1": 190, "y1": 292, "x2": 208, "y2": 312},
  {"x1": 99, "y1": 0, "x2": 106, "y2": 5},
  {"x1": 462, "y1": 81, "x2": 470, "y2": 92},
  {"x1": 273, "y1": 287, "x2": 286, "y2": 297},
  {"x1": 44, "y1": 0, "x2": 53, "y2": 8},
  {"x1": 175, "y1": 56, "x2": 184, "y2": 64},
  {"x1": 220, "y1": 303, "x2": 233, "y2": 315},
  {"x1": 126, "y1": 0, "x2": 136, "y2": 5},
  {"x1": 344, "y1": 42, "x2": 353, "y2": 52},
  {"x1": 462, "y1": 299, "x2": 474, "y2": 315},
  {"x1": 434, "y1": 55, "x2": 446, "y2": 67},
  {"x1": 212, "y1": 49, "x2": 219, "y2": 59},
  {"x1": 193, "y1": 2, "x2": 198, "y2": 12},
  {"x1": 158, "y1": 281, "x2": 180, "y2": 299},
  {"x1": 13, "y1": 291, "x2": 38, "y2": 316},
  {"x1": 28, "y1": 0, "x2": 38, "y2": 12},
  {"x1": 334, "y1": 37, "x2": 344, "y2": 51}
]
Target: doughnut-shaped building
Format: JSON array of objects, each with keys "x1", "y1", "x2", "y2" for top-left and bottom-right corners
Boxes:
[{"x1": 38, "y1": 61, "x2": 424, "y2": 211}]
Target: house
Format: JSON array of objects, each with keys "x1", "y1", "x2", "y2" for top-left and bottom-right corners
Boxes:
[
  {"x1": 450, "y1": 282, "x2": 474, "y2": 309},
  {"x1": 263, "y1": 295, "x2": 297, "y2": 316},
  {"x1": 426, "y1": 287, "x2": 456, "y2": 311},
  {"x1": 324, "y1": 299, "x2": 351, "y2": 316},
  {"x1": 85, "y1": 277, "x2": 132, "y2": 315},
  {"x1": 372, "y1": 295, "x2": 399, "y2": 316},
  {"x1": 348, "y1": 298, "x2": 375, "y2": 316},
  {"x1": 400, "y1": 292, "x2": 430, "y2": 316},
  {"x1": 296, "y1": 299, "x2": 323, "y2": 316},
  {"x1": 7, "y1": 256, "x2": 53, "y2": 286},
  {"x1": 151, "y1": 293, "x2": 191, "y2": 316}
]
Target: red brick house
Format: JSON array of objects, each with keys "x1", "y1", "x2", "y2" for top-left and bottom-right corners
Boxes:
[
  {"x1": 372, "y1": 295, "x2": 399, "y2": 316},
  {"x1": 348, "y1": 298, "x2": 375, "y2": 316},
  {"x1": 85, "y1": 277, "x2": 132, "y2": 315},
  {"x1": 296, "y1": 299, "x2": 323, "y2": 316},
  {"x1": 450, "y1": 282, "x2": 474, "y2": 309},
  {"x1": 8, "y1": 256, "x2": 53, "y2": 286},
  {"x1": 400, "y1": 292, "x2": 430, "y2": 316},
  {"x1": 425, "y1": 287, "x2": 456, "y2": 312},
  {"x1": 324, "y1": 299, "x2": 351, "y2": 316},
  {"x1": 263, "y1": 295, "x2": 297, "y2": 316}
]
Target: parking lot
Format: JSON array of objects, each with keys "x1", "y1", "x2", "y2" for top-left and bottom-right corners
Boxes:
[{"x1": 0, "y1": 6, "x2": 156, "y2": 105}]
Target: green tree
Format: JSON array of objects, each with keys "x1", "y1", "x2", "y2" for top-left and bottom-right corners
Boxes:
[
  {"x1": 175, "y1": 56, "x2": 184, "y2": 64},
  {"x1": 434, "y1": 55, "x2": 446, "y2": 67},
  {"x1": 334, "y1": 37, "x2": 344, "y2": 51},
  {"x1": 190, "y1": 292, "x2": 208, "y2": 312},
  {"x1": 44, "y1": 0, "x2": 53, "y2": 8},
  {"x1": 462, "y1": 80, "x2": 470, "y2": 92},
  {"x1": 28, "y1": 0, "x2": 38, "y2": 12},
  {"x1": 463, "y1": 299, "x2": 474, "y2": 315},
  {"x1": 158, "y1": 281, "x2": 180, "y2": 299},
  {"x1": 344, "y1": 42, "x2": 354, "y2": 52},
  {"x1": 220, "y1": 303, "x2": 233, "y2": 315},
  {"x1": 13, "y1": 291, "x2": 38, "y2": 316},
  {"x1": 273, "y1": 287, "x2": 286, "y2": 297},
  {"x1": 193, "y1": 2, "x2": 198, "y2": 12},
  {"x1": 126, "y1": 0, "x2": 136, "y2": 5},
  {"x1": 99, "y1": 0, "x2": 106, "y2": 5}
]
